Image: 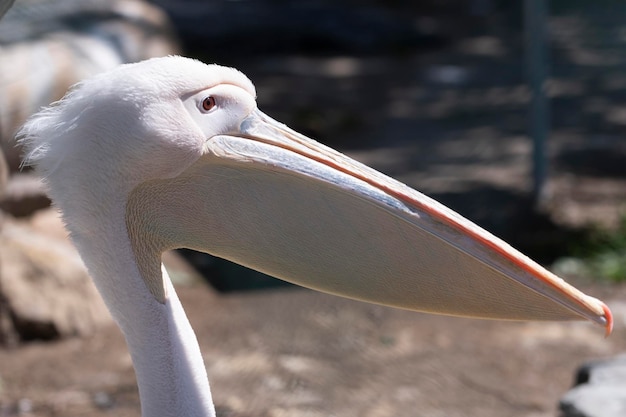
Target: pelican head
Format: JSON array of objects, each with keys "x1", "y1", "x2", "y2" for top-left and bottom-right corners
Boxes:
[{"x1": 19, "y1": 56, "x2": 612, "y2": 416}]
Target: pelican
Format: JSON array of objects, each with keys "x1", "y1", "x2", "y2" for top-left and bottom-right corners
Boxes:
[{"x1": 19, "y1": 56, "x2": 611, "y2": 417}]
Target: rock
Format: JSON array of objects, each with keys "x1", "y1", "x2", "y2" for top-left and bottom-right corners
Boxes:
[
  {"x1": 0, "y1": 172, "x2": 51, "y2": 217},
  {"x1": 560, "y1": 355, "x2": 626, "y2": 417},
  {"x1": 0, "y1": 0, "x2": 14, "y2": 20},
  {"x1": 0, "y1": 211, "x2": 111, "y2": 344}
]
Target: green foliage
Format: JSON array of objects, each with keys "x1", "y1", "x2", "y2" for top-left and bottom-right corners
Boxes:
[{"x1": 575, "y1": 215, "x2": 626, "y2": 282}]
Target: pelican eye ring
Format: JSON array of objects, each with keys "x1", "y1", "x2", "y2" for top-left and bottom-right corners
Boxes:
[{"x1": 201, "y1": 96, "x2": 216, "y2": 112}]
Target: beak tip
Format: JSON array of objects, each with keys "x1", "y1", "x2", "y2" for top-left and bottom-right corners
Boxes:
[{"x1": 602, "y1": 301, "x2": 614, "y2": 337}]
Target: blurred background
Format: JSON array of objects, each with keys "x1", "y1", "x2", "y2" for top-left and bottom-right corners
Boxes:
[{"x1": 0, "y1": 1, "x2": 626, "y2": 416}]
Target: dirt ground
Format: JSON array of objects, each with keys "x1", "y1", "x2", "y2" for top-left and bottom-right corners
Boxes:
[
  {"x1": 3, "y1": 2, "x2": 626, "y2": 417},
  {"x1": 0, "y1": 283, "x2": 625, "y2": 417}
]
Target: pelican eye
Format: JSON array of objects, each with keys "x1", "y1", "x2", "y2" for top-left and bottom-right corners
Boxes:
[{"x1": 201, "y1": 96, "x2": 216, "y2": 112}]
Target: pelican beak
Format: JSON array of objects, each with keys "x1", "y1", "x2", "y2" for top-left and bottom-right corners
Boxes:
[{"x1": 130, "y1": 109, "x2": 612, "y2": 334}]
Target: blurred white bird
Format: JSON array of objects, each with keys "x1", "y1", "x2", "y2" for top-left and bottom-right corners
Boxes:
[
  {"x1": 19, "y1": 56, "x2": 612, "y2": 417},
  {"x1": 0, "y1": 0, "x2": 179, "y2": 170}
]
